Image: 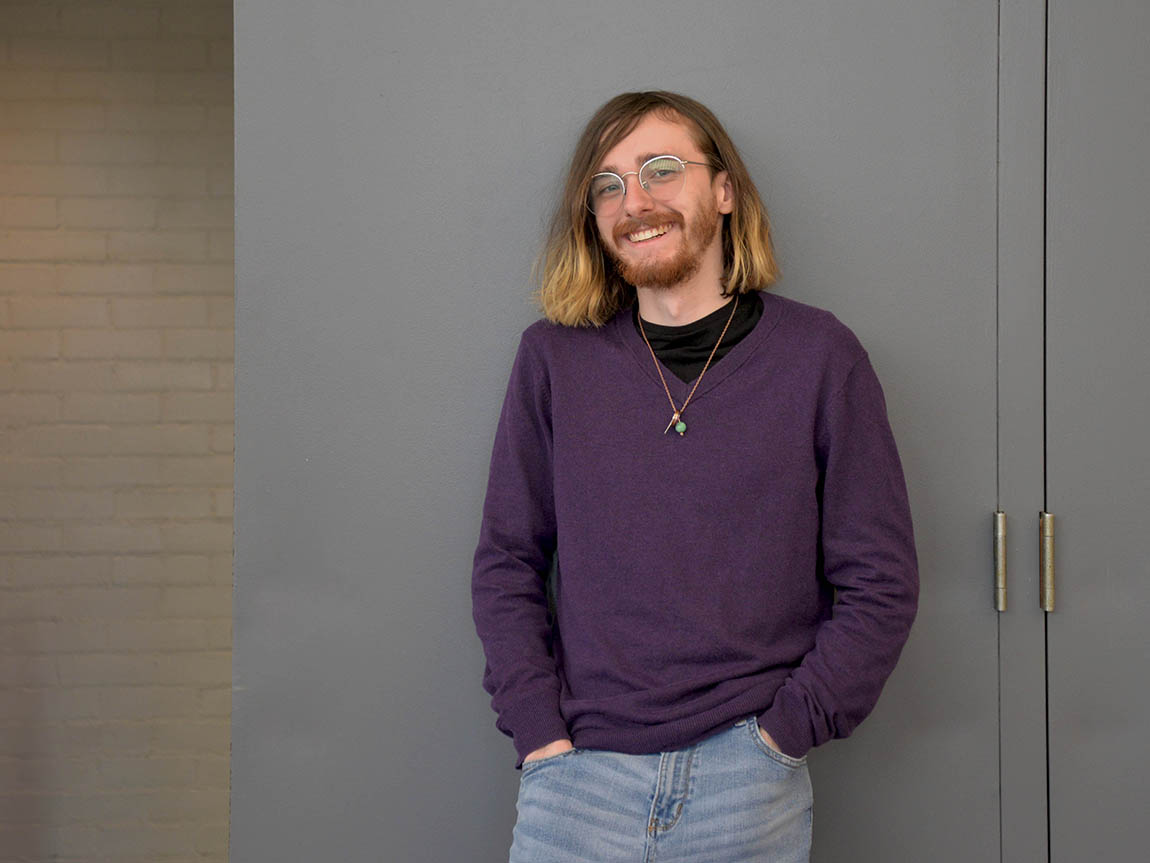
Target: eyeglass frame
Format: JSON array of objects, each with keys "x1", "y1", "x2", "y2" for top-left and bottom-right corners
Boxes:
[{"x1": 586, "y1": 154, "x2": 716, "y2": 215}]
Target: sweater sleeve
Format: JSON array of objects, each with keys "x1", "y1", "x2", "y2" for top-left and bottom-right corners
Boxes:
[
  {"x1": 471, "y1": 330, "x2": 570, "y2": 769},
  {"x1": 757, "y1": 352, "x2": 919, "y2": 759}
]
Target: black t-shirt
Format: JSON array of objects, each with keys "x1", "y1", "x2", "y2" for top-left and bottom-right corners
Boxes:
[{"x1": 631, "y1": 290, "x2": 764, "y2": 384}]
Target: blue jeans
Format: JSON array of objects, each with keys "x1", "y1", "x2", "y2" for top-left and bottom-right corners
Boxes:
[{"x1": 509, "y1": 714, "x2": 813, "y2": 862}]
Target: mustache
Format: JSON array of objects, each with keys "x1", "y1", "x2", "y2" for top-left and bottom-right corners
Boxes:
[{"x1": 614, "y1": 213, "x2": 684, "y2": 241}]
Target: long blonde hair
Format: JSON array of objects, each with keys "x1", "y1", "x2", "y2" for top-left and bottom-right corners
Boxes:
[{"x1": 532, "y1": 91, "x2": 780, "y2": 328}]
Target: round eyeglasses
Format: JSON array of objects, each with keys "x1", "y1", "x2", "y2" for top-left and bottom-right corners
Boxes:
[{"x1": 586, "y1": 154, "x2": 712, "y2": 216}]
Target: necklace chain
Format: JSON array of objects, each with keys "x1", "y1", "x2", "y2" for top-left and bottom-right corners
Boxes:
[{"x1": 636, "y1": 294, "x2": 740, "y2": 436}]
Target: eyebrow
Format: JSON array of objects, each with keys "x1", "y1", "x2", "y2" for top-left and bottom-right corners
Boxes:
[{"x1": 596, "y1": 152, "x2": 674, "y2": 174}]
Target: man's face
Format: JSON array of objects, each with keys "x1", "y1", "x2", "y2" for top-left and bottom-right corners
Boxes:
[{"x1": 592, "y1": 113, "x2": 733, "y2": 290}]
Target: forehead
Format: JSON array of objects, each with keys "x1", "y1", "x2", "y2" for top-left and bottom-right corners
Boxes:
[{"x1": 597, "y1": 113, "x2": 701, "y2": 172}]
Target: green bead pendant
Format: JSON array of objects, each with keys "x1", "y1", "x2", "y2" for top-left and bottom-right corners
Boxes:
[{"x1": 674, "y1": 420, "x2": 687, "y2": 435}]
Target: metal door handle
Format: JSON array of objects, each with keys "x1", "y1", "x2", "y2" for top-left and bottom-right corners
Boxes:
[{"x1": 1039, "y1": 511, "x2": 1054, "y2": 612}]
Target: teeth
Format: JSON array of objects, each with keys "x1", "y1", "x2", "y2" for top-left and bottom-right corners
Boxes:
[{"x1": 627, "y1": 224, "x2": 672, "y2": 243}]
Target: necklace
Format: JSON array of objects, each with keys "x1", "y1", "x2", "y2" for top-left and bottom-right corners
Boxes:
[{"x1": 636, "y1": 294, "x2": 740, "y2": 436}]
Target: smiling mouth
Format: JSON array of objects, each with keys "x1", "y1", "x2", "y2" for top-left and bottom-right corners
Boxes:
[{"x1": 625, "y1": 223, "x2": 674, "y2": 244}]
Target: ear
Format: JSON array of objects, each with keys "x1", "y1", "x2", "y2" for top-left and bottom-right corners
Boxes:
[{"x1": 714, "y1": 170, "x2": 734, "y2": 215}]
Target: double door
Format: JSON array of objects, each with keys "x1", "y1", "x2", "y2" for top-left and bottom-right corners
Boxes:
[
  {"x1": 813, "y1": 2, "x2": 1149, "y2": 860},
  {"x1": 229, "y1": 1, "x2": 1150, "y2": 860}
]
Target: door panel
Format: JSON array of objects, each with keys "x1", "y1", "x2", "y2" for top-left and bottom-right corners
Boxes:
[
  {"x1": 1045, "y1": 2, "x2": 1150, "y2": 860},
  {"x1": 805, "y1": 2, "x2": 1003, "y2": 859},
  {"x1": 232, "y1": 2, "x2": 1008, "y2": 860}
]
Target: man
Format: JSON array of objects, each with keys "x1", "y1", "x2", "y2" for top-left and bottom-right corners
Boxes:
[{"x1": 471, "y1": 91, "x2": 918, "y2": 862}]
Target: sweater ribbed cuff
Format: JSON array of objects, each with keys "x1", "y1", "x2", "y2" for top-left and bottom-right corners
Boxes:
[
  {"x1": 504, "y1": 698, "x2": 571, "y2": 770},
  {"x1": 757, "y1": 690, "x2": 816, "y2": 760}
]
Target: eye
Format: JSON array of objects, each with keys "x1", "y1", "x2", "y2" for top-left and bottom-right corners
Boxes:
[
  {"x1": 591, "y1": 177, "x2": 622, "y2": 197},
  {"x1": 642, "y1": 158, "x2": 684, "y2": 185}
]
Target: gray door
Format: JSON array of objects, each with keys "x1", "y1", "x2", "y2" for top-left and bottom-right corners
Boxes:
[
  {"x1": 232, "y1": 1, "x2": 1031, "y2": 861},
  {"x1": 1045, "y1": 2, "x2": 1150, "y2": 860}
]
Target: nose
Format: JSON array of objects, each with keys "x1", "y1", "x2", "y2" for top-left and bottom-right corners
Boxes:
[{"x1": 621, "y1": 173, "x2": 656, "y2": 217}]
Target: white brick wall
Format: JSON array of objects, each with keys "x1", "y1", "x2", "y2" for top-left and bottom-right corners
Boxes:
[{"x1": 0, "y1": 2, "x2": 233, "y2": 859}]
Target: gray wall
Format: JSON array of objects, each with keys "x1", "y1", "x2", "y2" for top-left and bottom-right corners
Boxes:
[{"x1": 233, "y1": 1, "x2": 992, "y2": 859}]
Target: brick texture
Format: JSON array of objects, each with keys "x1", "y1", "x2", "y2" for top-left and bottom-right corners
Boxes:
[{"x1": 0, "y1": 2, "x2": 233, "y2": 859}]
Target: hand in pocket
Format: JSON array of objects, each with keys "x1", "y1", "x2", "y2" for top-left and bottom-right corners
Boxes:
[{"x1": 756, "y1": 723, "x2": 787, "y2": 757}]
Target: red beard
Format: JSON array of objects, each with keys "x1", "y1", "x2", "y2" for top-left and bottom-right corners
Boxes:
[{"x1": 604, "y1": 196, "x2": 721, "y2": 290}]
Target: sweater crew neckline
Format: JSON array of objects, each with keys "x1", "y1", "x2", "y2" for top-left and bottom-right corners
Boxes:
[{"x1": 611, "y1": 289, "x2": 784, "y2": 401}]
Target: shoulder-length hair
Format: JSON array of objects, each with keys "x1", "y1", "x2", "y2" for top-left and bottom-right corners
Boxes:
[{"x1": 531, "y1": 91, "x2": 780, "y2": 328}]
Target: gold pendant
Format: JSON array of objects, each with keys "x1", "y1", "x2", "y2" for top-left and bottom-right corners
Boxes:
[{"x1": 663, "y1": 410, "x2": 681, "y2": 435}]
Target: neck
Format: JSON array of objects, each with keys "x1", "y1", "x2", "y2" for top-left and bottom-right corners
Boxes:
[
  {"x1": 633, "y1": 237, "x2": 729, "y2": 326},
  {"x1": 635, "y1": 285, "x2": 731, "y2": 326}
]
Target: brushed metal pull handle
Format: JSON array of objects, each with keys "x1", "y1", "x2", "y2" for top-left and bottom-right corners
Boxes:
[
  {"x1": 994, "y1": 511, "x2": 1007, "y2": 611},
  {"x1": 1039, "y1": 511, "x2": 1055, "y2": 612}
]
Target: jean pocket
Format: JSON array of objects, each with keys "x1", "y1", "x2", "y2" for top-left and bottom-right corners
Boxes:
[
  {"x1": 750, "y1": 719, "x2": 808, "y2": 769},
  {"x1": 521, "y1": 746, "x2": 581, "y2": 774}
]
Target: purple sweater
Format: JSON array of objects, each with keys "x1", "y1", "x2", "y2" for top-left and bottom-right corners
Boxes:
[{"x1": 471, "y1": 290, "x2": 918, "y2": 769}]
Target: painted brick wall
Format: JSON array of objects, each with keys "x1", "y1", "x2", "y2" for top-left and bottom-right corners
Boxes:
[{"x1": 0, "y1": 2, "x2": 233, "y2": 859}]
